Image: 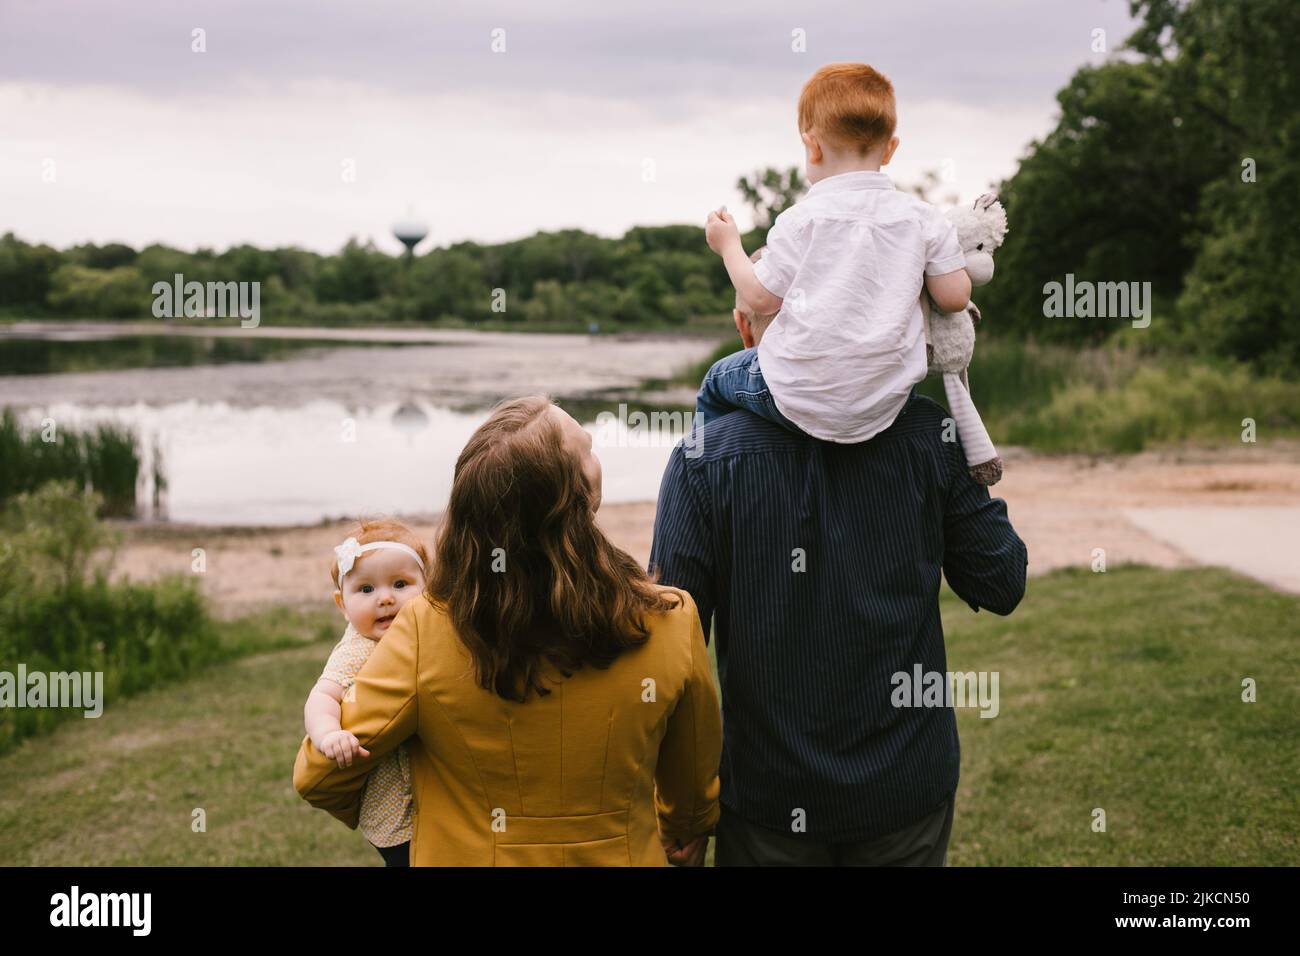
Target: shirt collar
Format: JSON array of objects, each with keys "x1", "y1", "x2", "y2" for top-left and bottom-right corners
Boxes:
[{"x1": 806, "y1": 169, "x2": 895, "y2": 197}]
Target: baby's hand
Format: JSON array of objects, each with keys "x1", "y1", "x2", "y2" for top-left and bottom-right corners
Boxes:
[
  {"x1": 320, "y1": 729, "x2": 370, "y2": 768},
  {"x1": 705, "y1": 206, "x2": 741, "y2": 256}
]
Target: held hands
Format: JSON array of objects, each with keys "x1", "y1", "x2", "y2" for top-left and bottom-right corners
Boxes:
[
  {"x1": 320, "y1": 729, "x2": 370, "y2": 768},
  {"x1": 705, "y1": 206, "x2": 742, "y2": 256},
  {"x1": 660, "y1": 833, "x2": 709, "y2": 867}
]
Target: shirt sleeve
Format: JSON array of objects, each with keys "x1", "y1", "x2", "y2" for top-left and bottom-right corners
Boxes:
[
  {"x1": 924, "y1": 205, "x2": 966, "y2": 276},
  {"x1": 294, "y1": 609, "x2": 419, "y2": 828},
  {"x1": 751, "y1": 209, "x2": 804, "y2": 299},
  {"x1": 653, "y1": 591, "x2": 723, "y2": 843},
  {"x1": 648, "y1": 442, "x2": 716, "y2": 642},
  {"x1": 941, "y1": 441, "x2": 1028, "y2": 615}
]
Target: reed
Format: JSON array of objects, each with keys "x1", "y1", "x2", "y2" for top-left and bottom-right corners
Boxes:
[{"x1": 0, "y1": 408, "x2": 142, "y2": 517}]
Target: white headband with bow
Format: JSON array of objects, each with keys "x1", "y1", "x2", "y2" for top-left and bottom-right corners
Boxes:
[{"x1": 334, "y1": 536, "x2": 426, "y2": 585}]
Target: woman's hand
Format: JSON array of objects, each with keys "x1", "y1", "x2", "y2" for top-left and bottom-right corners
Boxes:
[
  {"x1": 320, "y1": 729, "x2": 370, "y2": 768},
  {"x1": 660, "y1": 833, "x2": 709, "y2": 867}
]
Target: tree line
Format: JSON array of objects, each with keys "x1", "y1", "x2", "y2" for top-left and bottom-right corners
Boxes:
[
  {"x1": 0, "y1": 226, "x2": 743, "y2": 330},
  {"x1": 0, "y1": 164, "x2": 803, "y2": 330},
  {"x1": 977, "y1": 0, "x2": 1299, "y2": 373},
  {"x1": 2, "y1": 0, "x2": 1291, "y2": 369}
]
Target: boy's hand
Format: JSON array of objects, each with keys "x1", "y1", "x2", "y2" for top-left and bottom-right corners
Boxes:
[
  {"x1": 320, "y1": 729, "x2": 370, "y2": 768},
  {"x1": 705, "y1": 206, "x2": 742, "y2": 256}
]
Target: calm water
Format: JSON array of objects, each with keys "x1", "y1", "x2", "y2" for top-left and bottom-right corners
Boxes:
[{"x1": 0, "y1": 323, "x2": 720, "y2": 525}]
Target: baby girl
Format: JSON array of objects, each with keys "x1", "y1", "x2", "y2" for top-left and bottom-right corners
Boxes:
[{"x1": 303, "y1": 518, "x2": 430, "y2": 867}]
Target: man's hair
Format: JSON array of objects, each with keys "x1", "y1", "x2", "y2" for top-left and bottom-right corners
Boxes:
[
  {"x1": 330, "y1": 517, "x2": 430, "y2": 590},
  {"x1": 737, "y1": 247, "x2": 778, "y2": 337},
  {"x1": 797, "y1": 62, "x2": 896, "y2": 156}
]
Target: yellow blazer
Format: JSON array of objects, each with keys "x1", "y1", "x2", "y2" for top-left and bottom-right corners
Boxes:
[{"x1": 293, "y1": 586, "x2": 722, "y2": 866}]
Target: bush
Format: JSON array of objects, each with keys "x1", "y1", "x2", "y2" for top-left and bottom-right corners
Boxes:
[
  {"x1": 47, "y1": 264, "x2": 148, "y2": 319},
  {"x1": 913, "y1": 336, "x2": 1300, "y2": 454},
  {"x1": 1002, "y1": 359, "x2": 1300, "y2": 453},
  {"x1": 0, "y1": 481, "x2": 221, "y2": 754}
]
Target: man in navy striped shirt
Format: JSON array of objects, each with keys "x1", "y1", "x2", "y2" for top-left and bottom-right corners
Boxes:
[{"x1": 649, "y1": 249, "x2": 1028, "y2": 866}]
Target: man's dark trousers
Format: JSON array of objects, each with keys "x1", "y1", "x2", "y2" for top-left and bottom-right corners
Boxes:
[{"x1": 714, "y1": 794, "x2": 955, "y2": 866}]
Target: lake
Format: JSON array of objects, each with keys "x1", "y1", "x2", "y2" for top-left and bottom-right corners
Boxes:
[{"x1": 0, "y1": 322, "x2": 722, "y2": 525}]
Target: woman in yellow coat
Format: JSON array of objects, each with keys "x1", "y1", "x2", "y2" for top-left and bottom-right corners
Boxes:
[{"x1": 293, "y1": 396, "x2": 722, "y2": 866}]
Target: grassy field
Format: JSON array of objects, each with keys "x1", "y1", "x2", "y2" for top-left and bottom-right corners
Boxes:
[
  {"x1": 1, "y1": 565, "x2": 1295, "y2": 866},
  {"x1": 0, "y1": 620, "x2": 377, "y2": 866}
]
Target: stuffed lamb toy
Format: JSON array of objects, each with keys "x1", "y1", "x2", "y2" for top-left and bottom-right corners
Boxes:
[{"x1": 924, "y1": 193, "x2": 1008, "y2": 485}]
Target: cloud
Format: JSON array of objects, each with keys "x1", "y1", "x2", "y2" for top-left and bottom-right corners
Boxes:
[{"x1": 0, "y1": 0, "x2": 1138, "y2": 250}]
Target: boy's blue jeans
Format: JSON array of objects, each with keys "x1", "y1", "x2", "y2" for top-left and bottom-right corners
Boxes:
[{"x1": 695, "y1": 347, "x2": 799, "y2": 431}]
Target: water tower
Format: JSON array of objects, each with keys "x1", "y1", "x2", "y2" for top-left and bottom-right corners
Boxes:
[{"x1": 391, "y1": 215, "x2": 428, "y2": 264}]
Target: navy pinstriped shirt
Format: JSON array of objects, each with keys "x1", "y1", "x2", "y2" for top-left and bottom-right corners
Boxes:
[{"x1": 648, "y1": 391, "x2": 1028, "y2": 842}]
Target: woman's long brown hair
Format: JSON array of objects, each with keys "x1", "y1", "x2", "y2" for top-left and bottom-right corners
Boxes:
[{"x1": 428, "y1": 396, "x2": 679, "y2": 702}]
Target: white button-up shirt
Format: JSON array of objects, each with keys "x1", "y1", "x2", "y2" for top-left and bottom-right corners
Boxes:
[{"x1": 753, "y1": 169, "x2": 965, "y2": 443}]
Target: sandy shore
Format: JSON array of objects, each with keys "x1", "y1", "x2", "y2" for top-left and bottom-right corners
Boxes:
[{"x1": 107, "y1": 442, "x2": 1300, "y2": 619}]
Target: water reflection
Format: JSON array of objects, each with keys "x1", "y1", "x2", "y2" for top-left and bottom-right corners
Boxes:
[
  {"x1": 1, "y1": 327, "x2": 717, "y2": 524},
  {"x1": 20, "y1": 399, "x2": 693, "y2": 525},
  {"x1": 390, "y1": 401, "x2": 430, "y2": 438},
  {"x1": 0, "y1": 332, "x2": 361, "y2": 376}
]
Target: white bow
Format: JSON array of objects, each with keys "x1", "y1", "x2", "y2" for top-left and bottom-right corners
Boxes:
[{"x1": 334, "y1": 536, "x2": 364, "y2": 579}]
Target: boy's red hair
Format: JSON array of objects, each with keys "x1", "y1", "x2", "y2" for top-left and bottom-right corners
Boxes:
[{"x1": 798, "y1": 62, "x2": 897, "y2": 156}]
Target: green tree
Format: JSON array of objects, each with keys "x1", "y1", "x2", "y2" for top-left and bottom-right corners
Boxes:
[
  {"x1": 1, "y1": 480, "x2": 120, "y2": 595},
  {"x1": 409, "y1": 247, "x2": 486, "y2": 322},
  {"x1": 47, "y1": 264, "x2": 148, "y2": 319},
  {"x1": 977, "y1": 0, "x2": 1299, "y2": 368},
  {"x1": 1154, "y1": 0, "x2": 1300, "y2": 372},
  {"x1": 316, "y1": 238, "x2": 397, "y2": 304},
  {"x1": 67, "y1": 241, "x2": 137, "y2": 270},
  {"x1": 736, "y1": 166, "x2": 807, "y2": 241},
  {"x1": 0, "y1": 233, "x2": 61, "y2": 314}
]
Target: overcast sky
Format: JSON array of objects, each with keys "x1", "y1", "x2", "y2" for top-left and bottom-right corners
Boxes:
[{"x1": 0, "y1": 0, "x2": 1138, "y2": 255}]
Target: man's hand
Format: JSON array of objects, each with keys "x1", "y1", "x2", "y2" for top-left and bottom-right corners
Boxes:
[
  {"x1": 660, "y1": 833, "x2": 709, "y2": 867},
  {"x1": 705, "y1": 206, "x2": 742, "y2": 256},
  {"x1": 320, "y1": 729, "x2": 370, "y2": 768}
]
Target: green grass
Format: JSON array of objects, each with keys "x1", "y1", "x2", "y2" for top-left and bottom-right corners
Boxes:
[
  {"x1": 945, "y1": 564, "x2": 1299, "y2": 865},
  {"x1": 0, "y1": 566, "x2": 1295, "y2": 865},
  {"x1": 0, "y1": 590, "x2": 329, "y2": 760},
  {"x1": 0, "y1": 605, "x2": 370, "y2": 866}
]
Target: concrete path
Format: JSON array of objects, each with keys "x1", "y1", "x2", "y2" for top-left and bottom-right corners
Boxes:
[{"x1": 1122, "y1": 507, "x2": 1300, "y2": 594}]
